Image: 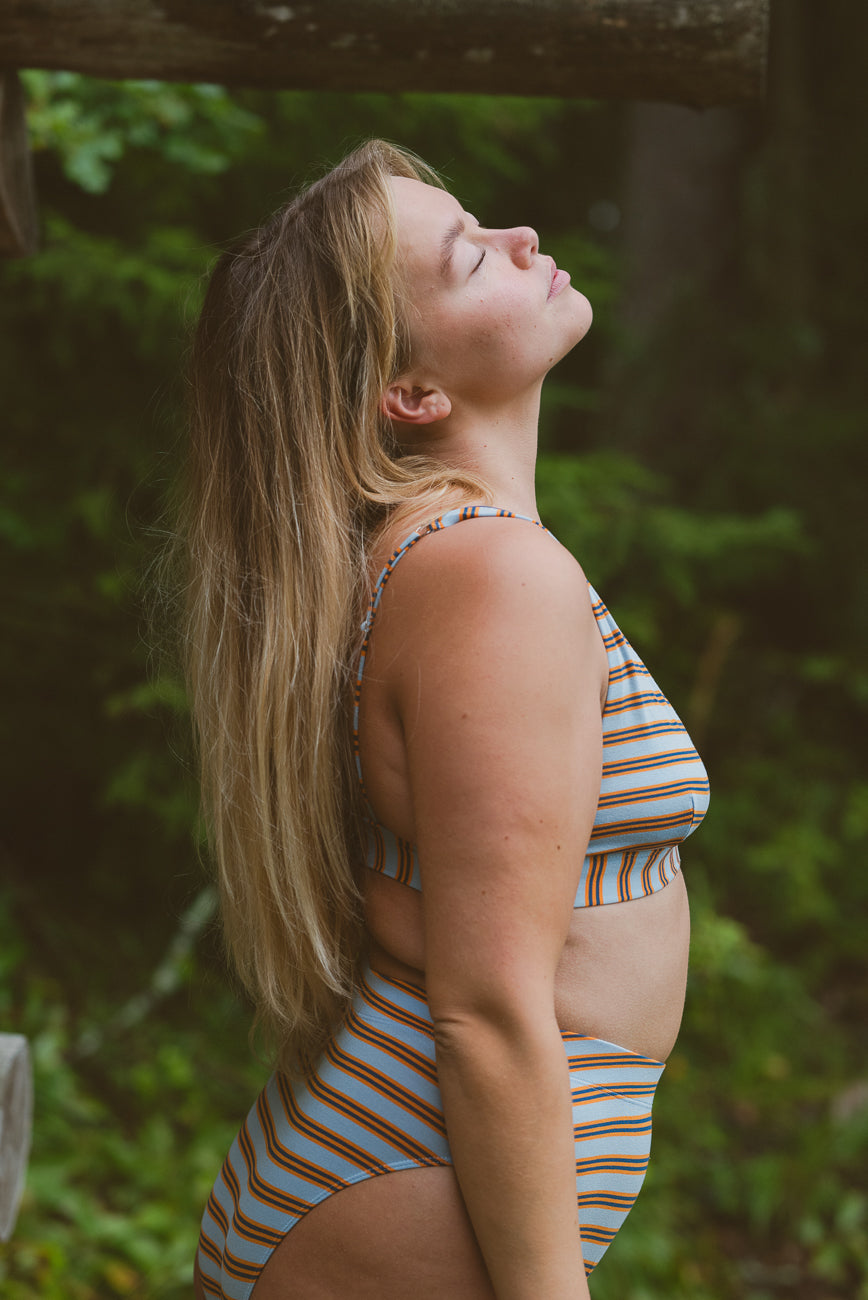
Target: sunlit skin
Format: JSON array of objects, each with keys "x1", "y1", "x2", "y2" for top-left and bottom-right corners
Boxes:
[
  {"x1": 370, "y1": 182, "x2": 688, "y2": 1065},
  {"x1": 199, "y1": 177, "x2": 691, "y2": 1300},
  {"x1": 383, "y1": 177, "x2": 593, "y2": 515}
]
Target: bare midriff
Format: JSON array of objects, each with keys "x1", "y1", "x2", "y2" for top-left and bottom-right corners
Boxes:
[{"x1": 364, "y1": 866, "x2": 690, "y2": 1065}]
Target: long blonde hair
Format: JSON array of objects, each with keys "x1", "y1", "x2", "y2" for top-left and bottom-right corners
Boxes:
[{"x1": 182, "y1": 140, "x2": 489, "y2": 1072}]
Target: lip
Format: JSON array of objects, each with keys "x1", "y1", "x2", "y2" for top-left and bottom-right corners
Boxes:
[{"x1": 546, "y1": 257, "x2": 571, "y2": 301}]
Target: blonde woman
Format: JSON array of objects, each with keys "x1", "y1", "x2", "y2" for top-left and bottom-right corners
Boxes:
[{"x1": 189, "y1": 141, "x2": 709, "y2": 1300}]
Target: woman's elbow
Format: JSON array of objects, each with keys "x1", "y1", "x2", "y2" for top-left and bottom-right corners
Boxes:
[{"x1": 429, "y1": 995, "x2": 559, "y2": 1068}]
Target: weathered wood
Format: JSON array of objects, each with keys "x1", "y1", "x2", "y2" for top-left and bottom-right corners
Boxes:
[
  {"x1": 0, "y1": 1033, "x2": 33, "y2": 1242},
  {"x1": 0, "y1": 68, "x2": 38, "y2": 256},
  {"x1": 0, "y1": 0, "x2": 769, "y2": 107}
]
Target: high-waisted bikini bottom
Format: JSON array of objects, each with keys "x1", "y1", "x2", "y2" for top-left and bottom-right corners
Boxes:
[{"x1": 197, "y1": 964, "x2": 664, "y2": 1299}]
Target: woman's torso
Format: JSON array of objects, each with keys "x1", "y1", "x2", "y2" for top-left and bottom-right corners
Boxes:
[{"x1": 356, "y1": 508, "x2": 702, "y2": 1063}]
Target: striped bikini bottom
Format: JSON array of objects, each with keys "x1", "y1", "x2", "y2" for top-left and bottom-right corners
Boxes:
[{"x1": 197, "y1": 965, "x2": 665, "y2": 1299}]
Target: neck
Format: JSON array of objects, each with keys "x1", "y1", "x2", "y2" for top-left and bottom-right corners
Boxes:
[{"x1": 405, "y1": 389, "x2": 542, "y2": 519}]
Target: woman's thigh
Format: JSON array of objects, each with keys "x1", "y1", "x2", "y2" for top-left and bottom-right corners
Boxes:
[{"x1": 252, "y1": 1166, "x2": 496, "y2": 1300}]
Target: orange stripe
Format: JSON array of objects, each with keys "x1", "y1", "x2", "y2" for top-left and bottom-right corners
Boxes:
[
  {"x1": 197, "y1": 1230, "x2": 222, "y2": 1266},
  {"x1": 344, "y1": 1015, "x2": 438, "y2": 1085},
  {"x1": 325, "y1": 1040, "x2": 445, "y2": 1136},
  {"x1": 597, "y1": 779, "x2": 708, "y2": 809},
  {"x1": 578, "y1": 1190, "x2": 640, "y2": 1210},
  {"x1": 581, "y1": 1222, "x2": 619, "y2": 1245},
  {"x1": 575, "y1": 1154, "x2": 650, "y2": 1176},
  {"x1": 276, "y1": 1073, "x2": 394, "y2": 1174},
  {"x1": 205, "y1": 1187, "x2": 229, "y2": 1237},
  {"x1": 303, "y1": 1068, "x2": 443, "y2": 1163}
]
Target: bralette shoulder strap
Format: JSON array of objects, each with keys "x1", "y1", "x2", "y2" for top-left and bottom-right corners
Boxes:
[{"x1": 352, "y1": 506, "x2": 547, "y2": 798}]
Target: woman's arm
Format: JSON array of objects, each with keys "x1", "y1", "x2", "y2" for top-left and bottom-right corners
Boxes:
[{"x1": 388, "y1": 519, "x2": 605, "y2": 1300}]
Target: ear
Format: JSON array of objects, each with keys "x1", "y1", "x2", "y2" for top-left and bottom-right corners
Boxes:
[{"x1": 381, "y1": 382, "x2": 452, "y2": 426}]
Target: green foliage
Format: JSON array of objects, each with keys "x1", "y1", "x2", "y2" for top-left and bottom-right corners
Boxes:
[
  {"x1": 537, "y1": 451, "x2": 806, "y2": 601},
  {"x1": 22, "y1": 73, "x2": 263, "y2": 194},
  {"x1": 2, "y1": 39, "x2": 866, "y2": 1298},
  {"x1": 0, "y1": 893, "x2": 258, "y2": 1299}
]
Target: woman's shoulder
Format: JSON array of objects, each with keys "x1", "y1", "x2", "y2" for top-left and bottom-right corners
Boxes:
[
  {"x1": 372, "y1": 503, "x2": 591, "y2": 633},
  {"x1": 372, "y1": 505, "x2": 607, "y2": 731}
]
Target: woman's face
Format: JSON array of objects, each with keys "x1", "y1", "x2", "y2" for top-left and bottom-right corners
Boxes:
[{"x1": 390, "y1": 177, "x2": 592, "y2": 410}]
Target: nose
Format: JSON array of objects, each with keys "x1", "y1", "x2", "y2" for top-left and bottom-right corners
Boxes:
[{"x1": 503, "y1": 225, "x2": 538, "y2": 269}]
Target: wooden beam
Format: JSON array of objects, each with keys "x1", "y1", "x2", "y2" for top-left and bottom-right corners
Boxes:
[
  {"x1": 0, "y1": 1033, "x2": 32, "y2": 1242},
  {"x1": 0, "y1": 68, "x2": 38, "y2": 257},
  {"x1": 0, "y1": 0, "x2": 769, "y2": 107}
]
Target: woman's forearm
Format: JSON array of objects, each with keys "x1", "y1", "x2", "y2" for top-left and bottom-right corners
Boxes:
[{"x1": 433, "y1": 1011, "x2": 591, "y2": 1300}]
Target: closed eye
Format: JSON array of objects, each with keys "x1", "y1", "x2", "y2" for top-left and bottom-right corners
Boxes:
[{"x1": 471, "y1": 248, "x2": 486, "y2": 274}]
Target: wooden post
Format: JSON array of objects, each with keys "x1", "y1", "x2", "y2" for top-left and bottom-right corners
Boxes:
[
  {"x1": 0, "y1": 0, "x2": 770, "y2": 106},
  {"x1": 0, "y1": 69, "x2": 38, "y2": 257},
  {"x1": 0, "y1": 1033, "x2": 33, "y2": 1241}
]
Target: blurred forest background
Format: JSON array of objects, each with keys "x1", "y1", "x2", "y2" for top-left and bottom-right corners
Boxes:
[{"x1": 1, "y1": 1, "x2": 866, "y2": 1296}]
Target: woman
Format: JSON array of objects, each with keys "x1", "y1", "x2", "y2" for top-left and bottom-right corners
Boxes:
[{"x1": 189, "y1": 140, "x2": 709, "y2": 1299}]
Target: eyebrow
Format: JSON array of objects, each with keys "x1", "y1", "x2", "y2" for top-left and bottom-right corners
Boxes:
[{"x1": 439, "y1": 217, "x2": 466, "y2": 278}]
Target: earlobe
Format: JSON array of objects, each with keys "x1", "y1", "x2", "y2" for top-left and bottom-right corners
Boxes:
[{"x1": 381, "y1": 382, "x2": 452, "y2": 427}]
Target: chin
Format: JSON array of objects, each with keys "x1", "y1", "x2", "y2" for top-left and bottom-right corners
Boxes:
[
  {"x1": 571, "y1": 290, "x2": 594, "y2": 340},
  {"x1": 555, "y1": 294, "x2": 592, "y2": 359}
]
